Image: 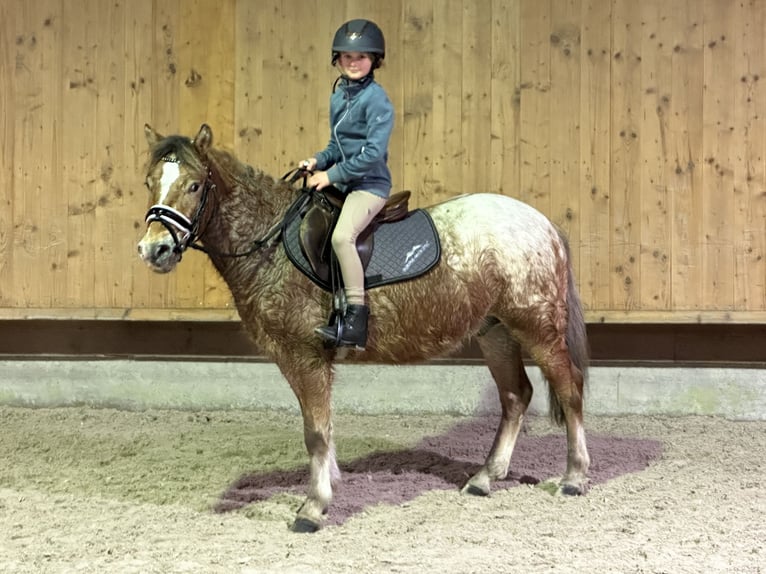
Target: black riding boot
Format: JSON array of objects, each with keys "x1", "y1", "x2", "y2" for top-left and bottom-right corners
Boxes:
[{"x1": 315, "y1": 304, "x2": 369, "y2": 349}]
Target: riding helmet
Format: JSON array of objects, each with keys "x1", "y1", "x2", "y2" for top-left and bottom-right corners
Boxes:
[{"x1": 331, "y1": 19, "x2": 385, "y2": 67}]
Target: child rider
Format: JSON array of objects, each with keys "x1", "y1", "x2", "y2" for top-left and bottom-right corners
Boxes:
[{"x1": 300, "y1": 19, "x2": 394, "y2": 350}]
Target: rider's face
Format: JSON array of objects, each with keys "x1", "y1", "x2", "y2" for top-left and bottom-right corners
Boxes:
[{"x1": 337, "y1": 52, "x2": 373, "y2": 80}]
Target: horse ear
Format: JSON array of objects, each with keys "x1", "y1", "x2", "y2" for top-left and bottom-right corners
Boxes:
[
  {"x1": 193, "y1": 124, "x2": 213, "y2": 154},
  {"x1": 144, "y1": 124, "x2": 163, "y2": 146}
]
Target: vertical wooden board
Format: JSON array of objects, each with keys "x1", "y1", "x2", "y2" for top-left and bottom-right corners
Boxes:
[
  {"x1": 270, "y1": 0, "x2": 320, "y2": 178},
  {"x1": 519, "y1": 0, "x2": 551, "y2": 214},
  {"x1": 306, "y1": 1, "x2": 347, "y2": 168},
  {"x1": 151, "y1": 0, "x2": 181, "y2": 134},
  {"x1": 126, "y1": 0, "x2": 160, "y2": 310},
  {"x1": 38, "y1": 0, "x2": 66, "y2": 308},
  {"x1": 92, "y1": 0, "x2": 127, "y2": 308},
  {"x1": 429, "y1": 0, "x2": 462, "y2": 201},
  {"x1": 234, "y1": 0, "x2": 270, "y2": 173},
  {"x1": 0, "y1": 0, "x2": 15, "y2": 305},
  {"x1": 348, "y1": 1, "x2": 403, "y2": 193},
  {"x1": 638, "y1": 0, "x2": 672, "y2": 310},
  {"x1": 401, "y1": 1, "x2": 434, "y2": 207},
  {"x1": 609, "y1": 0, "x2": 642, "y2": 311},
  {"x1": 732, "y1": 0, "x2": 766, "y2": 310},
  {"x1": 137, "y1": 0, "x2": 181, "y2": 309},
  {"x1": 461, "y1": 1, "x2": 492, "y2": 196},
  {"x1": 199, "y1": 0, "x2": 235, "y2": 309},
  {"x1": 668, "y1": 0, "x2": 704, "y2": 310},
  {"x1": 490, "y1": 0, "x2": 520, "y2": 197},
  {"x1": 701, "y1": 0, "x2": 736, "y2": 309},
  {"x1": 61, "y1": 0, "x2": 101, "y2": 309},
  {"x1": 578, "y1": 0, "x2": 611, "y2": 310},
  {"x1": 11, "y1": 1, "x2": 40, "y2": 308},
  {"x1": 548, "y1": 0, "x2": 581, "y2": 273},
  {"x1": 10, "y1": 1, "x2": 62, "y2": 308},
  {"x1": 258, "y1": 3, "x2": 289, "y2": 174},
  {"x1": 174, "y1": 0, "x2": 235, "y2": 309}
]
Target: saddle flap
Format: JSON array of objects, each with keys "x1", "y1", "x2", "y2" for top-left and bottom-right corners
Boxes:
[{"x1": 298, "y1": 191, "x2": 374, "y2": 284}]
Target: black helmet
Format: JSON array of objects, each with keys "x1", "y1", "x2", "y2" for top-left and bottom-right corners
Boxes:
[{"x1": 331, "y1": 19, "x2": 385, "y2": 64}]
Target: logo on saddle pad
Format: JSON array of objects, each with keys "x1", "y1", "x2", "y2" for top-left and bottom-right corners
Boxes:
[
  {"x1": 402, "y1": 242, "x2": 431, "y2": 273},
  {"x1": 283, "y1": 192, "x2": 441, "y2": 292}
]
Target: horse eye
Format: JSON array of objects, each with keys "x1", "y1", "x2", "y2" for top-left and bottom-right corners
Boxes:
[{"x1": 189, "y1": 182, "x2": 200, "y2": 193}]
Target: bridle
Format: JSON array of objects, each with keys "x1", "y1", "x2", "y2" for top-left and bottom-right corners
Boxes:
[
  {"x1": 144, "y1": 156, "x2": 214, "y2": 255},
  {"x1": 144, "y1": 157, "x2": 311, "y2": 259}
]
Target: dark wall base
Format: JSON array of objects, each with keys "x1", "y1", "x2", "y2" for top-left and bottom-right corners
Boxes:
[{"x1": 0, "y1": 320, "x2": 764, "y2": 365}]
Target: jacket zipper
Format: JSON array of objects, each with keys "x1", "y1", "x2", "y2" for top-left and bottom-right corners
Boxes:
[{"x1": 333, "y1": 92, "x2": 351, "y2": 163}]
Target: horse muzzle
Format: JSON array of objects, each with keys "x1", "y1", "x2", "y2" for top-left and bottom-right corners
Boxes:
[
  {"x1": 137, "y1": 232, "x2": 183, "y2": 273},
  {"x1": 137, "y1": 204, "x2": 198, "y2": 272}
]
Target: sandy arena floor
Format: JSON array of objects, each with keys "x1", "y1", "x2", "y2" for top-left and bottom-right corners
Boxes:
[{"x1": 0, "y1": 406, "x2": 763, "y2": 573}]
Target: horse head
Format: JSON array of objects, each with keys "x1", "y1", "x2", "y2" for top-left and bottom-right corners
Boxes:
[{"x1": 137, "y1": 123, "x2": 216, "y2": 273}]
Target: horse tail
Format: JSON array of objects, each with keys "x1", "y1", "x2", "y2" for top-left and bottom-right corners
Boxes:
[{"x1": 548, "y1": 228, "x2": 590, "y2": 426}]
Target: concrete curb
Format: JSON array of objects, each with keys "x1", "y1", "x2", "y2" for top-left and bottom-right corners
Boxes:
[{"x1": 1, "y1": 359, "x2": 764, "y2": 420}]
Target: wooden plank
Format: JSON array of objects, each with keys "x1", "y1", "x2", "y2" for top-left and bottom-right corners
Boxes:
[
  {"x1": 732, "y1": 0, "x2": 766, "y2": 310},
  {"x1": 431, "y1": 0, "x2": 462, "y2": 201},
  {"x1": 199, "y1": 0, "x2": 235, "y2": 309},
  {"x1": 401, "y1": 1, "x2": 434, "y2": 207},
  {"x1": 258, "y1": 3, "x2": 288, "y2": 175},
  {"x1": 343, "y1": 1, "x2": 404, "y2": 193},
  {"x1": 519, "y1": 0, "x2": 551, "y2": 214},
  {"x1": 27, "y1": 0, "x2": 65, "y2": 308},
  {"x1": 234, "y1": 0, "x2": 268, "y2": 172},
  {"x1": 701, "y1": 0, "x2": 736, "y2": 309},
  {"x1": 174, "y1": 0, "x2": 236, "y2": 309},
  {"x1": 303, "y1": 1, "x2": 347, "y2": 178},
  {"x1": 60, "y1": 0, "x2": 100, "y2": 309},
  {"x1": 638, "y1": 0, "x2": 672, "y2": 310},
  {"x1": 125, "y1": 0, "x2": 159, "y2": 311},
  {"x1": 578, "y1": 0, "x2": 611, "y2": 310},
  {"x1": 548, "y1": 0, "x2": 581, "y2": 273},
  {"x1": 11, "y1": 1, "x2": 63, "y2": 308},
  {"x1": 610, "y1": 0, "x2": 642, "y2": 311},
  {"x1": 490, "y1": 0, "x2": 521, "y2": 197},
  {"x1": 260, "y1": 0, "x2": 309, "y2": 176},
  {"x1": 135, "y1": 0, "x2": 181, "y2": 309},
  {"x1": 92, "y1": 0, "x2": 126, "y2": 308},
  {"x1": 0, "y1": 0, "x2": 14, "y2": 306},
  {"x1": 461, "y1": 1, "x2": 492, "y2": 196},
  {"x1": 668, "y1": 0, "x2": 704, "y2": 310}
]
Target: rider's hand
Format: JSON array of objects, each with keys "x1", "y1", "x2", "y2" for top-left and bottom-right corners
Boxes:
[
  {"x1": 307, "y1": 171, "x2": 331, "y2": 190},
  {"x1": 299, "y1": 158, "x2": 317, "y2": 172}
]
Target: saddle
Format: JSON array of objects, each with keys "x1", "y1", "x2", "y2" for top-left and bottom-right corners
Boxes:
[
  {"x1": 282, "y1": 184, "x2": 440, "y2": 295},
  {"x1": 299, "y1": 186, "x2": 411, "y2": 285}
]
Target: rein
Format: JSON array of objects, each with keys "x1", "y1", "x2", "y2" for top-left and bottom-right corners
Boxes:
[{"x1": 145, "y1": 160, "x2": 312, "y2": 259}]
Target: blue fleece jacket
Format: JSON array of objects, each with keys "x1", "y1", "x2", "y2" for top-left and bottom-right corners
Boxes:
[{"x1": 313, "y1": 75, "x2": 394, "y2": 199}]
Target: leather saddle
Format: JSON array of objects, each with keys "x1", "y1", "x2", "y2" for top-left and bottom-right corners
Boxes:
[{"x1": 299, "y1": 186, "x2": 412, "y2": 285}]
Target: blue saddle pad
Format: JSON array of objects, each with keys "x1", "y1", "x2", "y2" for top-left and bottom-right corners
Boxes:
[{"x1": 283, "y1": 208, "x2": 441, "y2": 292}]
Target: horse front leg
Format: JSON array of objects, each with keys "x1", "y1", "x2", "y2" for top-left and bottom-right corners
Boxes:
[{"x1": 277, "y1": 353, "x2": 340, "y2": 532}]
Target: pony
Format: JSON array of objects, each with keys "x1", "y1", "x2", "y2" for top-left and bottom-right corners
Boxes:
[{"x1": 137, "y1": 124, "x2": 591, "y2": 532}]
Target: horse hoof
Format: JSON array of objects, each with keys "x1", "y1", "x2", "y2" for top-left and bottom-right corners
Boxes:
[
  {"x1": 461, "y1": 483, "x2": 490, "y2": 497},
  {"x1": 291, "y1": 518, "x2": 320, "y2": 533},
  {"x1": 559, "y1": 483, "x2": 585, "y2": 496}
]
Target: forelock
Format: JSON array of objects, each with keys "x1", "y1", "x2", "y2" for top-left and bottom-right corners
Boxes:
[{"x1": 148, "y1": 135, "x2": 205, "y2": 172}]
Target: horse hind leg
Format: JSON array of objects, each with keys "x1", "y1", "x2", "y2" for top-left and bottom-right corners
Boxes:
[
  {"x1": 531, "y1": 341, "x2": 590, "y2": 496},
  {"x1": 462, "y1": 320, "x2": 533, "y2": 497}
]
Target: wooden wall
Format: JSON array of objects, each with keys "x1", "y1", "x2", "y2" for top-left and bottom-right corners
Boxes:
[{"x1": 0, "y1": 0, "x2": 764, "y2": 324}]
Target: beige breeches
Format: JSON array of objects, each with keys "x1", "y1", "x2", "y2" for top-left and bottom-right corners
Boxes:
[{"x1": 331, "y1": 190, "x2": 387, "y2": 306}]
